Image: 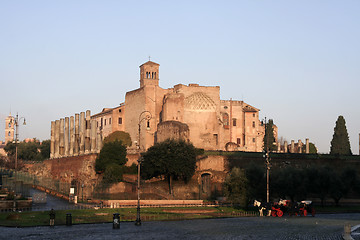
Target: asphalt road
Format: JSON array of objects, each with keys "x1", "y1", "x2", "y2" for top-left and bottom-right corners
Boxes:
[{"x1": 1, "y1": 213, "x2": 359, "y2": 240}]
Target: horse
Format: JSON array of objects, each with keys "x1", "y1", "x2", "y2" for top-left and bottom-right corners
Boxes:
[{"x1": 253, "y1": 200, "x2": 272, "y2": 217}]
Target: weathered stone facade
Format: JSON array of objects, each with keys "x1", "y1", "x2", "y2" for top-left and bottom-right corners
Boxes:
[
  {"x1": 91, "y1": 61, "x2": 273, "y2": 152},
  {"x1": 5, "y1": 114, "x2": 14, "y2": 144},
  {"x1": 50, "y1": 111, "x2": 102, "y2": 158},
  {"x1": 50, "y1": 60, "x2": 279, "y2": 157}
]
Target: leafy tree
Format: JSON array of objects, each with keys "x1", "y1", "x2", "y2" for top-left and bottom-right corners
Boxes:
[
  {"x1": 263, "y1": 119, "x2": 277, "y2": 152},
  {"x1": 330, "y1": 115, "x2": 352, "y2": 155},
  {"x1": 245, "y1": 162, "x2": 265, "y2": 202},
  {"x1": 271, "y1": 167, "x2": 307, "y2": 202},
  {"x1": 341, "y1": 167, "x2": 359, "y2": 196},
  {"x1": 301, "y1": 142, "x2": 318, "y2": 154},
  {"x1": 304, "y1": 167, "x2": 320, "y2": 196},
  {"x1": 103, "y1": 131, "x2": 132, "y2": 147},
  {"x1": 95, "y1": 140, "x2": 127, "y2": 173},
  {"x1": 4, "y1": 142, "x2": 16, "y2": 156},
  {"x1": 328, "y1": 171, "x2": 343, "y2": 206},
  {"x1": 19, "y1": 141, "x2": 41, "y2": 161},
  {"x1": 40, "y1": 140, "x2": 51, "y2": 159},
  {"x1": 122, "y1": 163, "x2": 138, "y2": 175},
  {"x1": 141, "y1": 139, "x2": 197, "y2": 194},
  {"x1": 4, "y1": 140, "x2": 43, "y2": 161},
  {"x1": 102, "y1": 163, "x2": 124, "y2": 183},
  {"x1": 224, "y1": 167, "x2": 248, "y2": 208},
  {"x1": 315, "y1": 167, "x2": 332, "y2": 207}
]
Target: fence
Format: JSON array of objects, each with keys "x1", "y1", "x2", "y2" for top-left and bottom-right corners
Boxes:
[{"x1": 0, "y1": 168, "x2": 71, "y2": 199}]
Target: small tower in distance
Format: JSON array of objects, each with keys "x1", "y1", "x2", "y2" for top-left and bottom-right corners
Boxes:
[
  {"x1": 139, "y1": 61, "x2": 160, "y2": 88},
  {"x1": 5, "y1": 113, "x2": 14, "y2": 144}
]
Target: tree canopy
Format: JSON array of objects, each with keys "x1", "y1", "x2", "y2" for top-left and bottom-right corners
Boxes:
[
  {"x1": 301, "y1": 142, "x2": 318, "y2": 154},
  {"x1": 263, "y1": 119, "x2": 277, "y2": 152},
  {"x1": 330, "y1": 115, "x2": 352, "y2": 155},
  {"x1": 4, "y1": 139, "x2": 50, "y2": 161},
  {"x1": 40, "y1": 140, "x2": 51, "y2": 159},
  {"x1": 95, "y1": 140, "x2": 127, "y2": 173},
  {"x1": 141, "y1": 139, "x2": 197, "y2": 194},
  {"x1": 103, "y1": 131, "x2": 132, "y2": 147},
  {"x1": 224, "y1": 167, "x2": 248, "y2": 208}
]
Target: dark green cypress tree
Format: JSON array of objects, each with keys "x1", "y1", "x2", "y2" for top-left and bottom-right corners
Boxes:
[
  {"x1": 330, "y1": 115, "x2": 352, "y2": 155},
  {"x1": 263, "y1": 119, "x2": 277, "y2": 152}
]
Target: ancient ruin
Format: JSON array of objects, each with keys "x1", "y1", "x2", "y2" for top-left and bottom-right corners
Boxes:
[{"x1": 50, "y1": 110, "x2": 102, "y2": 158}]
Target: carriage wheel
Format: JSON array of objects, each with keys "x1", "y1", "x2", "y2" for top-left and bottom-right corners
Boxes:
[
  {"x1": 303, "y1": 209, "x2": 307, "y2": 216},
  {"x1": 276, "y1": 210, "x2": 283, "y2": 217},
  {"x1": 311, "y1": 209, "x2": 316, "y2": 217}
]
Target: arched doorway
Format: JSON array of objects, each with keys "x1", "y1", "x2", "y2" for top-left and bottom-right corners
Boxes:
[{"x1": 201, "y1": 173, "x2": 211, "y2": 194}]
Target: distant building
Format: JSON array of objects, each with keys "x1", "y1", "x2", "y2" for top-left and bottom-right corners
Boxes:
[
  {"x1": 5, "y1": 114, "x2": 14, "y2": 144},
  {"x1": 0, "y1": 141, "x2": 6, "y2": 156}
]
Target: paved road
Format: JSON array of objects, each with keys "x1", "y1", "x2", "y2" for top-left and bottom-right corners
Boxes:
[
  {"x1": 30, "y1": 188, "x2": 76, "y2": 211},
  {"x1": 1, "y1": 213, "x2": 359, "y2": 240}
]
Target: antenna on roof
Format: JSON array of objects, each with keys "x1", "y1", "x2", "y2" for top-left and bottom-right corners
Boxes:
[{"x1": 148, "y1": 56, "x2": 151, "y2": 61}]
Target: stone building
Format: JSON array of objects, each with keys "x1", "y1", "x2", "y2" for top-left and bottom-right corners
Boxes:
[
  {"x1": 50, "y1": 60, "x2": 277, "y2": 158},
  {"x1": 91, "y1": 61, "x2": 273, "y2": 152},
  {"x1": 5, "y1": 114, "x2": 14, "y2": 144}
]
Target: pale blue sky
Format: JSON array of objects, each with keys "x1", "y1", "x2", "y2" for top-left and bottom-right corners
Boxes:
[{"x1": 1, "y1": 1, "x2": 359, "y2": 154}]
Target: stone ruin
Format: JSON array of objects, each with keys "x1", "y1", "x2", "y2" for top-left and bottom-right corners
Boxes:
[{"x1": 50, "y1": 110, "x2": 102, "y2": 158}]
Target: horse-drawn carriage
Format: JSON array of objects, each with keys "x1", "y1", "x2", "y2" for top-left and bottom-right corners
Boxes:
[{"x1": 254, "y1": 199, "x2": 315, "y2": 217}]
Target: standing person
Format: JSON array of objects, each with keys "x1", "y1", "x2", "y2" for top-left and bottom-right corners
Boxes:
[{"x1": 49, "y1": 208, "x2": 55, "y2": 227}]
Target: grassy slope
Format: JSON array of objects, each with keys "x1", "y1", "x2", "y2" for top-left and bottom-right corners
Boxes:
[{"x1": 0, "y1": 207, "x2": 252, "y2": 227}]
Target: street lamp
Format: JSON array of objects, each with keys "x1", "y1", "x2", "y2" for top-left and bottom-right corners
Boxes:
[
  {"x1": 263, "y1": 117, "x2": 270, "y2": 203},
  {"x1": 135, "y1": 111, "x2": 152, "y2": 226},
  {"x1": 10, "y1": 113, "x2": 26, "y2": 210}
]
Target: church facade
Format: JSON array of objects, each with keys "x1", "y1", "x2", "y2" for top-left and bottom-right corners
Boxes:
[{"x1": 91, "y1": 61, "x2": 272, "y2": 152}]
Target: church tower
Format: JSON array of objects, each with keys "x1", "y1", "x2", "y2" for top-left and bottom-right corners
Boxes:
[
  {"x1": 5, "y1": 114, "x2": 14, "y2": 144},
  {"x1": 139, "y1": 61, "x2": 159, "y2": 88}
]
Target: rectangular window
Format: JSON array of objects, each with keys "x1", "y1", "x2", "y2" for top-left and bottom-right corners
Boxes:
[
  {"x1": 252, "y1": 121, "x2": 255, "y2": 128},
  {"x1": 233, "y1": 119, "x2": 237, "y2": 126},
  {"x1": 109, "y1": 118, "x2": 112, "y2": 125},
  {"x1": 237, "y1": 138, "x2": 241, "y2": 145},
  {"x1": 253, "y1": 138, "x2": 255, "y2": 142},
  {"x1": 118, "y1": 117, "x2": 122, "y2": 124},
  {"x1": 104, "y1": 119, "x2": 107, "y2": 126}
]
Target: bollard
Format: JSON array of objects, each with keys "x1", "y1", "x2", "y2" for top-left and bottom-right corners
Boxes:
[
  {"x1": 66, "y1": 213, "x2": 72, "y2": 226},
  {"x1": 113, "y1": 213, "x2": 120, "y2": 229},
  {"x1": 49, "y1": 209, "x2": 56, "y2": 227}
]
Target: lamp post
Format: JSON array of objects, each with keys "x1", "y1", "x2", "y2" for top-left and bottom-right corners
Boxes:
[
  {"x1": 135, "y1": 111, "x2": 152, "y2": 226},
  {"x1": 263, "y1": 117, "x2": 270, "y2": 203},
  {"x1": 81, "y1": 184, "x2": 84, "y2": 202},
  {"x1": 11, "y1": 113, "x2": 26, "y2": 210}
]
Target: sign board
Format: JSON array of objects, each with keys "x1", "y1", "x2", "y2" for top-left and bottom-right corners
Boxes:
[{"x1": 70, "y1": 188, "x2": 75, "y2": 194}]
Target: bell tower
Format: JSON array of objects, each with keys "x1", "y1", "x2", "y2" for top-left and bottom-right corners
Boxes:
[
  {"x1": 5, "y1": 113, "x2": 14, "y2": 144},
  {"x1": 139, "y1": 61, "x2": 159, "y2": 88}
]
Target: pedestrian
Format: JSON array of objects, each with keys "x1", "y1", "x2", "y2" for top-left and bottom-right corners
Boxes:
[{"x1": 49, "y1": 208, "x2": 55, "y2": 227}]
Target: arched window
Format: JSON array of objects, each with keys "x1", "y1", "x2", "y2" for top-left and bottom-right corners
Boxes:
[{"x1": 223, "y1": 113, "x2": 229, "y2": 129}]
